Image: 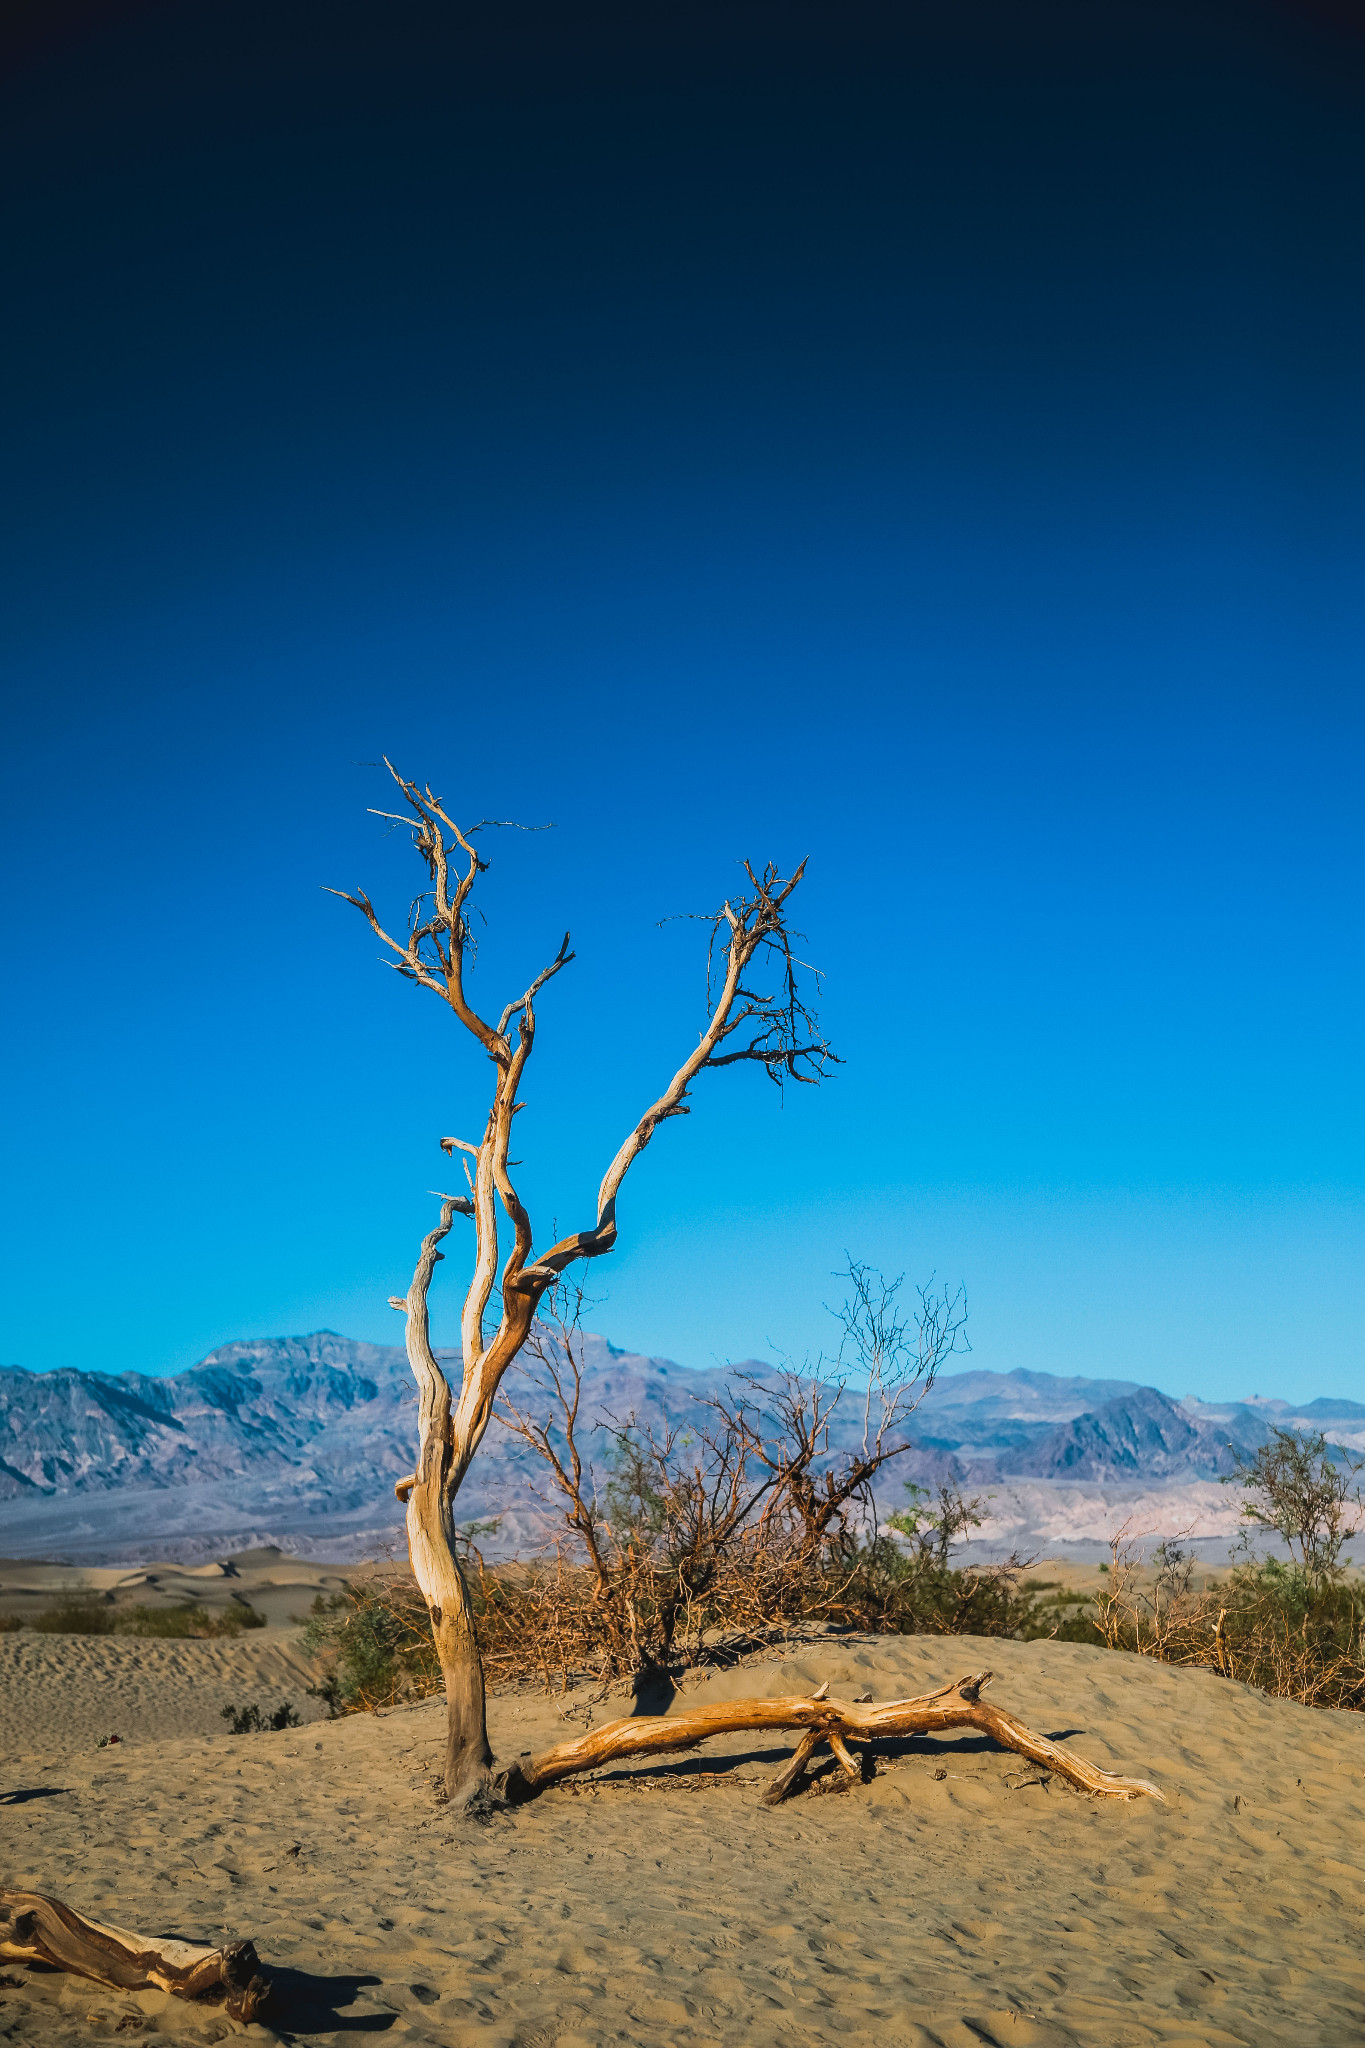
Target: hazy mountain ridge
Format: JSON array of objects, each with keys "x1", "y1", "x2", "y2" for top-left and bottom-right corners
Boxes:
[{"x1": 0, "y1": 1331, "x2": 1350, "y2": 1563}]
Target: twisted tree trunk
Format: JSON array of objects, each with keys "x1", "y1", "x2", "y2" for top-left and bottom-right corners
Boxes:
[{"x1": 0, "y1": 1892, "x2": 269, "y2": 2020}]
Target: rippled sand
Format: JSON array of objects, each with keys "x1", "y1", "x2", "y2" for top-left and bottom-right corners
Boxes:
[
  {"x1": 0, "y1": 1629, "x2": 325, "y2": 1752},
  {"x1": 3, "y1": 1632, "x2": 1365, "y2": 2046}
]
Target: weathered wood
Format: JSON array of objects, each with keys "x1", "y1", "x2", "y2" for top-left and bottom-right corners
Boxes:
[
  {"x1": 761, "y1": 1727, "x2": 826, "y2": 1806},
  {"x1": 0, "y1": 1892, "x2": 269, "y2": 2021},
  {"x1": 827, "y1": 1728, "x2": 863, "y2": 1783},
  {"x1": 495, "y1": 1671, "x2": 1164, "y2": 1806},
  {"x1": 336, "y1": 770, "x2": 834, "y2": 1808}
]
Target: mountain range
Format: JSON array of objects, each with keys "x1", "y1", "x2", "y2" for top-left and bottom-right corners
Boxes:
[{"x1": 1, "y1": 1330, "x2": 1361, "y2": 1564}]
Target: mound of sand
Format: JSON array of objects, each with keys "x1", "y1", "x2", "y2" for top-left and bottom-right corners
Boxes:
[{"x1": 4, "y1": 1631, "x2": 1365, "y2": 2046}]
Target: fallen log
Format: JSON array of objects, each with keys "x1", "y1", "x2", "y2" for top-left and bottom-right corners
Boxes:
[
  {"x1": 495, "y1": 1670, "x2": 1164, "y2": 1806},
  {"x1": 0, "y1": 1892, "x2": 269, "y2": 2021}
]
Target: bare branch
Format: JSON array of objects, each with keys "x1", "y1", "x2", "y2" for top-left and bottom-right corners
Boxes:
[{"x1": 524, "y1": 861, "x2": 835, "y2": 1292}]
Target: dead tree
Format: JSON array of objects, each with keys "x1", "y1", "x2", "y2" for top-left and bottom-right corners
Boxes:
[
  {"x1": 333, "y1": 762, "x2": 1162, "y2": 1813},
  {"x1": 498, "y1": 1670, "x2": 1164, "y2": 1805},
  {"x1": 331, "y1": 763, "x2": 833, "y2": 1804}
]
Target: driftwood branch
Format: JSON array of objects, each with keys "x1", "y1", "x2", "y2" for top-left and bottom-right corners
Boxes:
[
  {"x1": 494, "y1": 1672, "x2": 1163, "y2": 1806},
  {"x1": 0, "y1": 1892, "x2": 269, "y2": 2021}
]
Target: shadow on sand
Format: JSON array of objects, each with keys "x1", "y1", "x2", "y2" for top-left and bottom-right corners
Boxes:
[{"x1": 260, "y1": 1969, "x2": 396, "y2": 2035}]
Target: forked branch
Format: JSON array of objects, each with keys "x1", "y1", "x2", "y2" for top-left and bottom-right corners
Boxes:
[{"x1": 523, "y1": 862, "x2": 837, "y2": 1295}]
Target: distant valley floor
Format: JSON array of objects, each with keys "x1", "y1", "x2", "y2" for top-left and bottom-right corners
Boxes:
[{"x1": 0, "y1": 1472, "x2": 1250, "y2": 1567}]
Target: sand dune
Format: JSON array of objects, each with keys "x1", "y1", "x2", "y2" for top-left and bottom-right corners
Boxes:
[
  {"x1": 4, "y1": 1627, "x2": 1365, "y2": 2045},
  {"x1": 0, "y1": 1549, "x2": 351, "y2": 1754},
  {"x1": 0, "y1": 1629, "x2": 326, "y2": 1754}
]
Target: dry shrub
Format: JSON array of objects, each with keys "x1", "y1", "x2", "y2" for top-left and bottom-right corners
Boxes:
[
  {"x1": 301, "y1": 1403, "x2": 1365, "y2": 1722},
  {"x1": 1080, "y1": 1430, "x2": 1365, "y2": 1709},
  {"x1": 304, "y1": 1521, "x2": 1047, "y2": 1716},
  {"x1": 23, "y1": 1599, "x2": 266, "y2": 1638},
  {"x1": 302, "y1": 1268, "x2": 1051, "y2": 1713},
  {"x1": 1090, "y1": 1526, "x2": 1365, "y2": 1711}
]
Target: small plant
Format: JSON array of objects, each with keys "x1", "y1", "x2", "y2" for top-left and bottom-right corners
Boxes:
[
  {"x1": 301, "y1": 1579, "x2": 441, "y2": 1712},
  {"x1": 220, "y1": 1701, "x2": 301, "y2": 1734},
  {"x1": 124, "y1": 1601, "x2": 266, "y2": 1638},
  {"x1": 0, "y1": 1614, "x2": 22, "y2": 1632}
]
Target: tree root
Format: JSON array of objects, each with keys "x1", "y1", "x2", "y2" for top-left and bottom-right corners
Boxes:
[
  {"x1": 0, "y1": 1892, "x2": 269, "y2": 2021},
  {"x1": 494, "y1": 1670, "x2": 1164, "y2": 1806}
]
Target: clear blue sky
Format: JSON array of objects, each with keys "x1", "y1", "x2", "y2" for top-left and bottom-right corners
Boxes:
[{"x1": 2, "y1": 0, "x2": 1362, "y2": 1405}]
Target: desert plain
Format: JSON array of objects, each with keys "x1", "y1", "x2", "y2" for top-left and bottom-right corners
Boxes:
[{"x1": 2, "y1": 1551, "x2": 1365, "y2": 2048}]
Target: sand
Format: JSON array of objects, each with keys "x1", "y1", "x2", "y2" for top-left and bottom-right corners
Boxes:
[
  {"x1": 0, "y1": 1550, "x2": 354, "y2": 1633},
  {"x1": 5, "y1": 1623, "x2": 1365, "y2": 2047},
  {"x1": 0, "y1": 1550, "x2": 356, "y2": 1755}
]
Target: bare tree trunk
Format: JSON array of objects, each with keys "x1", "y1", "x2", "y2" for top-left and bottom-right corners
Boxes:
[
  {"x1": 392, "y1": 1201, "x2": 499, "y2": 1804},
  {"x1": 411, "y1": 1493, "x2": 493, "y2": 1802}
]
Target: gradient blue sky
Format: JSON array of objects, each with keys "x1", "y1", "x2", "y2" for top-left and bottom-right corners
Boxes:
[{"x1": 2, "y1": 0, "x2": 1363, "y2": 1403}]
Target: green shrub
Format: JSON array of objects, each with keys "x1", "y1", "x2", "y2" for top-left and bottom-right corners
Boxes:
[
  {"x1": 221, "y1": 1700, "x2": 300, "y2": 1734},
  {"x1": 25, "y1": 1598, "x2": 266, "y2": 1638},
  {"x1": 302, "y1": 1580, "x2": 441, "y2": 1713},
  {"x1": 808, "y1": 1533, "x2": 1055, "y2": 1640},
  {"x1": 121, "y1": 1601, "x2": 265, "y2": 1637},
  {"x1": 28, "y1": 1599, "x2": 119, "y2": 1634}
]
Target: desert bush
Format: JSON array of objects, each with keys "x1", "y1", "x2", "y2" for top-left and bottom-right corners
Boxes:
[
  {"x1": 302, "y1": 1577, "x2": 444, "y2": 1712},
  {"x1": 294, "y1": 1281, "x2": 1365, "y2": 1721},
  {"x1": 0, "y1": 1614, "x2": 25, "y2": 1632},
  {"x1": 123, "y1": 1602, "x2": 266, "y2": 1638},
  {"x1": 1088, "y1": 1527, "x2": 1365, "y2": 1711},
  {"x1": 813, "y1": 1532, "x2": 1047, "y2": 1641},
  {"x1": 27, "y1": 1599, "x2": 119, "y2": 1634},
  {"x1": 486, "y1": 1264, "x2": 992, "y2": 1685},
  {"x1": 220, "y1": 1700, "x2": 301, "y2": 1733},
  {"x1": 1225, "y1": 1426, "x2": 1364, "y2": 1584},
  {"x1": 297, "y1": 1371, "x2": 1365, "y2": 1722},
  {"x1": 24, "y1": 1599, "x2": 265, "y2": 1638}
]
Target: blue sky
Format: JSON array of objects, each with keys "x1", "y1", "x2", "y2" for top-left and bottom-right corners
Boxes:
[{"x1": 2, "y1": 0, "x2": 1363, "y2": 1403}]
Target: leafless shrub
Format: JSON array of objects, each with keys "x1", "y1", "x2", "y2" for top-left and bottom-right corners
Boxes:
[
  {"x1": 487, "y1": 1260, "x2": 1022, "y2": 1690},
  {"x1": 1090, "y1": 1520, "x2": 1365, "y2": 1712}
]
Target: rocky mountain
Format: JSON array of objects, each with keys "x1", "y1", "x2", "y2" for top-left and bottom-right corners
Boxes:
[
  {"x1": 0, "y1": 1330, "x2": 1350, "y2": 1563},
  {"x1": 1001, "y1": 1386, "x2": 1237, "y2": 1483}
]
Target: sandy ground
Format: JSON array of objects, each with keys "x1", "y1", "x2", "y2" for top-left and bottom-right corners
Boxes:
[
  {"x1": 0, "y1": 1629, "x2": 328, "y2": 1752},
  {"x1": 0, "y1": 1551, "x2": 353, "y2": 1753},
  {"x1": 4, "y1": 1628, "x2": 1365, "y2": 2048},
  {"x1": 0, "y1": 1550, "x2": 354, "y2": 1633}
]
